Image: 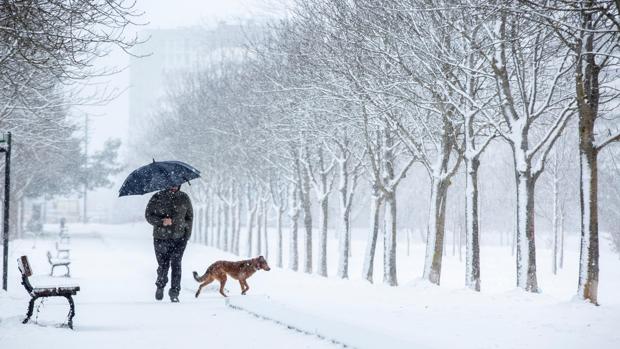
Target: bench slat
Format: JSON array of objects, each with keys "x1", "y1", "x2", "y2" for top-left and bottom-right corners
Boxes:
[
  {"x1": 32, "y1": 287, "x2": 80, "y2": 296},
  {"x1": 18, "y1": 256, "x2": 32, "y2": 277}
]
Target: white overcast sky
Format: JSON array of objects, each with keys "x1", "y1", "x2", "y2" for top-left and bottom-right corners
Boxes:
[{"x1": 81, "y1": 0, "x2": 287, "y2": 152}]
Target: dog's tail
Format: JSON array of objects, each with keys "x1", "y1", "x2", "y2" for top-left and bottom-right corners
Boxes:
[{"x1": 193, "y1": 270, "x2": 208, "y2": 282}]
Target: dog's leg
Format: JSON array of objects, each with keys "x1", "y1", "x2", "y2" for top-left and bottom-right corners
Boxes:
[
  {"x1": 195, "y1": 276, "x2": 214, "y2": 298},
  {"x1": 242, "y1": 280, "x2": 250, "y2": 295},
  {"x1": 218, "y1": 276, "x2": 228, "y2": 297},
  {"x1": 238, "y1": 280, "x2": 245, "y2": 295}
]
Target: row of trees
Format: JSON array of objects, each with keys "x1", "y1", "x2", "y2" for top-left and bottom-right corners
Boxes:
[
  {"x1": 141, "y1": 0, "x2": 620, "y2": 305},
  {"x1": 0, "y1": 1, "x2": 141, "y2": 234}
]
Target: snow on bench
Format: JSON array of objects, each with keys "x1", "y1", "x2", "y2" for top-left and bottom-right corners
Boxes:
[{"x1": 226, "y1": 295, "x2": 424, "y2": 349}]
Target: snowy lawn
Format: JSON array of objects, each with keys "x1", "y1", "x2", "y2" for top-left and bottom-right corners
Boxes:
[{"x1": 1, "y1": 223, "x2": 619, "y2": 349}]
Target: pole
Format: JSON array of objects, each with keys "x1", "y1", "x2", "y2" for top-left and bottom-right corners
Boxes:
[
  {"x1": 2, "y1": 132, "x2": 12, "y2": 291},
  {"x1": 83, "y1": 114, "x2": 88, "y2": 223}
]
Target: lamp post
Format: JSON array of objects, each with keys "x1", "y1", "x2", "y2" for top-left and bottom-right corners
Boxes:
[{"x1": 1, "y1": 132, "x2": 11, "y2": 291}]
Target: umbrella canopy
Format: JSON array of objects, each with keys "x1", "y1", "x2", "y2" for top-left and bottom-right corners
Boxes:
[{"x1": 119, "y1": 160, "x2": 201, "y2": 197}]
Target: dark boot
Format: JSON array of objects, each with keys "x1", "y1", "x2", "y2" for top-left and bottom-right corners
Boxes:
[
  {"x1": 155, "y1": 287, "x2": 164, "y2": 301},
  {"x1": 169, "y1": 289, "x2": 179, "y2": 303}
]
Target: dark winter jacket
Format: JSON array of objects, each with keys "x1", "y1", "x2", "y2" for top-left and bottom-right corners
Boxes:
[{"x1": 145, "y1": 189, "x2": 193, "y2": 240}]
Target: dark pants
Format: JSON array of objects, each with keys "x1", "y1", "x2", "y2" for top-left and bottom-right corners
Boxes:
[{"x1": 154, "y1": 238, "x2": 188, "y2": 296}]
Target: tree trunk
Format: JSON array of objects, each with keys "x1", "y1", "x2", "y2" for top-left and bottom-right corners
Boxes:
[
  {"x1": 423, "y1": 178, "x2": 450, "y2": 285},
  {"x1": 511, "y1": 219, "x2": 517, "y2": 256},
  {"x1": 301, "y1": 167, "x2": 313, "y2": 274},
  {"x1": 208, "y1": 197, "x2": 215, "y2": 246},
  {"x1": 246, "y1": 204, "x2": 256, "y2": 258},
  {"x1": 337, "y1": 197, "x2": 352, "y2": 279},
  {"x1": 552, "y1": 168, "x2": 559, "y2": 275},
  {"x1": 18, "y1": 198, "x2": 24, "y2": 239},
  {"x1": 263, "y1": 203, "x2": 269, "y2": 260},
  {"x1": 206, "y1": 204, "x2": 211, "y2": 245},
  {"x1": 317, "y1": 197, "x2": 328, "y2": 277},
  {"x1": 200, "y1": 206, "x2": 206, "y2": 244},
  {"x1": 237, "y1": 199, "x2": 243, "y2": 254},
  {"x1": 560, "y1": 208, "x2": 565, "y2": 269},
  {"x1": 500, "y1": 226, "x2": 504, "y2": 246},
  {"x1": 336, "y1": 156, "x2": 355, "y2": 279},
  {"x1": 190, "y1": 206, "x2": 197, "y2": 243},
  {"x1": 452, "y1": 220, "x2": 456, "y2": 257},
  {"x1": 362, "y1": 189, "x2": 382, "y2": 283},
  {"x1": 515, "y1": 170, "x2": 539, "y2": 292},
  {"x1": 465, "y1": 157, "x2": 481, "y2": 291},
  {"x1": 202, "y1": 200, "x2": 211, "y2": 245},
  {"x1": 232, "y1": 197, "x2": 242, "y2": 255},
  {"x1": 458, "y1": 223, "x2": 463, "y2": 262},
  {"x1": 576, "y1": 21, "x2": 600, "y2": 304},
  {"x1": 277, "y1": 207, "x2": 284, "y2": 268},
  {"x1": 577, "y1": 123, "x2": 599, "y2": 304},
  {"x1": 196, "y1": 206, "x2": 203, "y2": 244},
  {"x1": 383, "y1": 192, "x2": 398, "y2": 286},
  {"x1": 216, "y1": 201, "x2": 222, "y2": 249},
  {"x1": 223, "y1": 203, "x2": 230, "y2": 251},
  {"x1": 255, "y1": 201, "x2": 263, "y2": 256},
  {"x1": 230, "y1": 202, "x2": 236, "y2": 253},
  {"x1": 406, "y1": 229, "x2": 411, "y2": 257},
  {"x1": 289, "y1": 204, "x2": 300, "y2": 271}
]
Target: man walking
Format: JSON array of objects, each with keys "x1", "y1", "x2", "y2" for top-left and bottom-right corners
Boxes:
[{"x1": 145, "y1": 185, "x2": 193, "y2": 302}]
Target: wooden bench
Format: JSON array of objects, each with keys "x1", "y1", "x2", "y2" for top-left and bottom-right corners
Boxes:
[
  {"x1": 18, "y1": 256, "x2": 80, "y2": 329},
  {"x1": 59, "y1": 228, "x2": 70, "y2": 244},
  {"x1": 47, "y1": 251, "x2": 71, "y2": 277},
  {"x1": 55, "y1": 241, "x2": 71, "y2": 259}
]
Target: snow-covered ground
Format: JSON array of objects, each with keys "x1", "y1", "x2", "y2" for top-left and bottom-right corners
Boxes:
[
  {"x1": 1, "y1": 222, "x2": 619, "y2": 349},
  {"x1": 0, "y1": 224, "x2": 335, "y2": 349}
]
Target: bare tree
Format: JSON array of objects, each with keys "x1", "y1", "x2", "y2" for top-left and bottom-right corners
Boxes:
[
  {"x1": 479, "y1": 8, "x2": 575, "y2": 292},
  {"x1": 520, "y1": 0, "x2": 620, "y2": 302},
  {"x1": 304, "y1": 145, "x2": 335, "y2": 276},
  {"x1": 270, "y1": 176, "x2": 289, "y2": 268},
  {"x1": 331, "y1": 131, "x2": 363, "y2": 279}
]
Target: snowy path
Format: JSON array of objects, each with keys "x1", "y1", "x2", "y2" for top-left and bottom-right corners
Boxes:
[{"x1": 0, "y1": 225, "x2": 336, "y2": 349}]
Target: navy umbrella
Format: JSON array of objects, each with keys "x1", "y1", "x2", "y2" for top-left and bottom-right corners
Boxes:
[{"x1": 118, "y1": 160, "x2": 201, "y2": 197}]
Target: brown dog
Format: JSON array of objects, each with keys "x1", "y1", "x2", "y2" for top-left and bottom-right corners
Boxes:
[{"x1": 193, "y1": 256, "x2": 271, "y2": 298}]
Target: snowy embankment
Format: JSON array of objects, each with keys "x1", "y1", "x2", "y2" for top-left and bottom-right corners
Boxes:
[
  {"x1": 227, "y1": 269, "x2": 620, "y2": 349},
  {"x1": 186, "y1": 223, "x2": 620, "y2": 349}
]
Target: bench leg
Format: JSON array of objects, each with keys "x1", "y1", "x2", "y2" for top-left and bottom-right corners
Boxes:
[
  {"x1": 65, "y1": 295, "x2": 75, "y2": 329},
  {"x1": 50, "y1": 265, "x2": 72, "y2": 277},
  {"x1": 23, "y1": 296, "x2": 39, "y2": 324}
]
